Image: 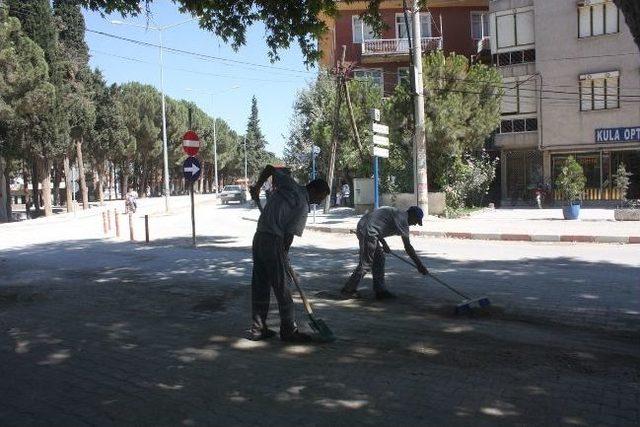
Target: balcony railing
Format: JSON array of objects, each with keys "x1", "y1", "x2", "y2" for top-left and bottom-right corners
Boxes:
[{"x1": 362, "y1": 37, "x2": 442, "y2": 56}]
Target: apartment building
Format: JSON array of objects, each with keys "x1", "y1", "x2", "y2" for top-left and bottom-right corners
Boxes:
[
  {"x1": 319, "y1": 0, "x2": 490, "y2": 95},
  {"x1": 490, "y1": 0, "x2": 640, "y2": 204}
]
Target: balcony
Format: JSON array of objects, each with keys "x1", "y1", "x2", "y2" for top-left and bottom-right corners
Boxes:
[
  {"x1": 474, "y1": 36, "x2": 490, "y2": 54},
  {"x1": 361, "y1": 37, "x2": 442, "y2": 62}
]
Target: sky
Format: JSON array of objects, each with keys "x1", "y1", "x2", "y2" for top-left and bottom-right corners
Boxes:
[{"x1": 84, "y1": 2, "x2": 317, "y2": 157}]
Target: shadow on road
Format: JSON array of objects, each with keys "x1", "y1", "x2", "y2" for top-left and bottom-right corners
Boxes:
[{"x1": 0, "y1": 238, "x2": 639, "y2": 425}]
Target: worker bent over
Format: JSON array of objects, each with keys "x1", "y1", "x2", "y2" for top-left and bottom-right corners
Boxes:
[
  {"x1": 248, "y1": 165, "x2": 330, "y2": 342},
  {"x1": 341, "y1": 206, "x2": 428, "y2": 300}
]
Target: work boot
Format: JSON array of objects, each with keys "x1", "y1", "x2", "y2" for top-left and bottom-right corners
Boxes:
[
  {"x1": 280, "y1": 330, "x2": 314, "y2": 343},
  {"x1": 339, "y1": 289, "x2": 361, "y2": 300},
  {"x1": 375, "y1": 290, "x2": 396, "y2": 300},
  {"x1": 246, "y1": 328, "x2": 277, "y2": 341}
]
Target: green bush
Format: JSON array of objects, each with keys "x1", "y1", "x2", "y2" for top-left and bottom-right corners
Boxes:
[{"x1": 555, "y1": 156, "x2": 586, "y2": 204}]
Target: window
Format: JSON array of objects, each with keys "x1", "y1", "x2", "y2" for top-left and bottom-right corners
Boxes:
[
  {"x1": 493, "y1": 49, "x2": 536, "y2": 66},
  {"x1": 491, "y1": 7, "x2": 535, "y2": 52},
  {"x1": 499, "y1": 118, "x2": 537, "y2": 134},
  {"x1": 353, "y1": 69, "x2": 383, "y2": 91},
  {"x1": 578, "y1": 1, "x2": 619, "y2": 38},
  {"x1": 471, "y1": 11, "x2": 489, "y2": 40},
  {"x1": 395, "y1": 13, "x2": 432, "y2": 39},
  {"x1": 501, "y1": 76, "x2": 537, "y2": 115},
  {"x1": 397, "y1": 67, "x2": 410, "y2": 85},
  {"x1": 579, "y1": 71, "x2": 619, "y2": 111},
  {"x1": 352, "y1": 15, "x2": 377, "y2": 43}
]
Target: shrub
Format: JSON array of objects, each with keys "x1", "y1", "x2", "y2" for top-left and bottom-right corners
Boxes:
[{"x1": 555, "y1": 156, "x2": 586, "y2": 204}]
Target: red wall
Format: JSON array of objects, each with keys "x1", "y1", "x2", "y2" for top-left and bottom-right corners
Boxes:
[{"x1": 331, "y1": 6, "x2": 487, "y2": 93}]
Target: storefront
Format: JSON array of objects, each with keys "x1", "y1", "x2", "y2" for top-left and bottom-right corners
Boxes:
[
  {"x1": 502, "y1": 149, "x2": 543, "y2": 205},
  {"x1": 549, "y1": 126, "x2": 640, "y2": 202}
]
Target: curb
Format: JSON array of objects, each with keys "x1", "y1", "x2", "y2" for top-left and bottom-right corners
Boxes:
[{"x1": 304, "y1": 225, "x2": 640, "y2": 244}]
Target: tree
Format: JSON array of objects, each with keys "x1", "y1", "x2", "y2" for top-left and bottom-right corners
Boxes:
[
  {"x1": 89, "y1": 72, "x2": 131, "y2": 204},
  {"x1": 54, "y1": 0, "x2": 95, "y2": 211},
  {"x1": 244, "y1": 96, "x2": 274, "y2": 178},
  {"x1": 386, "y1": 51, "x2": 502, "y2": 207},
  {"x1": 555, "y1": 156, "x2": 586, "y2": 204},
  {"x1": 614, "y1": 1, "x2": 640, "y2": 50},
  {"x1": 284, "y1": 71, "x2": 382, "y2": 186}
]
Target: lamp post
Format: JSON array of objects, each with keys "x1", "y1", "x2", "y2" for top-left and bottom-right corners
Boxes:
[
  {"x1": 185, "y1": 86, "x2": 240, "y2": 193},
  {"x1": 110, "y1": 18, "x2": 194, "y2": 212}
]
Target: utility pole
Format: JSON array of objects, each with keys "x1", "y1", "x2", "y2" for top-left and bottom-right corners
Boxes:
[
  {"x1": 324, "y1": 46, "x2": 346, "y2": 214},
  {"x1": 409, "y1": 0, "x2": 429, "y2": 213}
]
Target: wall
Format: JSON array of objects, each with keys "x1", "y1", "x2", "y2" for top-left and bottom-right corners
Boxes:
[{"x1": 535, "y1": 0, "x2": 640, "y2": 153}]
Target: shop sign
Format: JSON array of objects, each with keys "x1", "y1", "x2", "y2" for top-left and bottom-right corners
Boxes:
[{"x1": 595, "y1": 126, "x2": 640, "y2": 143}]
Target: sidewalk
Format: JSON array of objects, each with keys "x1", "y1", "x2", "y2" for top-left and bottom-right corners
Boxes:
[{"x1": 260, "y1": 207, "x2": 639, "y2": 244}]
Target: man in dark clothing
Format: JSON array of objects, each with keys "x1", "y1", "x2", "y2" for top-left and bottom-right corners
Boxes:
[
  {"x1": 341, "y1": 206, "x2": 428, "y2": 300},
  {"x1": 248, "y1": 165, "x2": 330, "y2": 342}
]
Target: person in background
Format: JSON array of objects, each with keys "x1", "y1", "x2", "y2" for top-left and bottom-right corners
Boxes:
[{"x1": 341, "y1": 181, "x2": 350, "y2": 206}]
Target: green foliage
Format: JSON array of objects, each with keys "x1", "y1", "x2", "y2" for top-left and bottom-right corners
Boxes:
[
  {"x1": 441, "y1": 151, "x2": 498, "y2": 215},
  {"x1": 6, "y1": 0, "x2": 57, "y2": 64},
  {"x1": 555, "y1": 156, "x2": 586, "y2": 204},
  {"x1": 284, "y1": 70, "x2": 383, "y2": 183},
  {"x1": 614, "y1": 162, "x2": 632, "y2": 203},
  {"x1": 387, "y1": 51, "x2": 502, "y2": 196},
  {"x1": 243, "y1": 96, "x2": 276, "y2": 178}
]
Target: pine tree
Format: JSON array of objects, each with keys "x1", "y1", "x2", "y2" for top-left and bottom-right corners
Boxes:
[{"x1": 244, "y1": 96, "x2": 270, "y2": 177}]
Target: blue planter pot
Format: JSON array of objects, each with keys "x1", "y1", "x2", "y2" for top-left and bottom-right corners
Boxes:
[{"x1": 562, "y1": 202, "x2": 581, "y2": 220}]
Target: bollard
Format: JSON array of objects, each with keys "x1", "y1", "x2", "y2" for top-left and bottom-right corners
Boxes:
[
  {"x1": 107, "y1": 209, "x2": 112, "y2": 231},
  {"x1": 114, "y1": 210, "x2": 120, "y2": 238},
  {"x1": 145, "y1": 215, "x2": 149, "y2": 243},
  {"x1": 102, "y1": 211, "x2": 108, "y2": 234},
  {"x1": 128, "y1": 212, "x2": 134, "y2": 241}
]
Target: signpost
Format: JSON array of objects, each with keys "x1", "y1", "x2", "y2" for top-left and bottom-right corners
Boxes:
[
  {"x1": 371, "y1": 109, "x2": 389, "y2": 209},
  {"x1": 182, "y1": 129, "x2": 201, "y2": 246},
  {"x1": 311, "y1": 145, "x2": 321, "y2": 223}
]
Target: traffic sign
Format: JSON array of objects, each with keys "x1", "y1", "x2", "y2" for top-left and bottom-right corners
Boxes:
[
  {"x1": 372, "y1": 146, "x2": 389, "y2": 158},
  {"x1": 182, "y1": 130, "x2": 200, "y2": 156},
  {"x1": 373, "y1": 134, "x2": 389, "y2": 147},
  {"x1": 312, "y1": 145, "x2": 321, "y2": 155},
  {"x1": 183, "y1": 157, "x2": 202, "y2": 182},
  {"x1": 372, "y1": 123, "x2": 389, "y2": 135}
]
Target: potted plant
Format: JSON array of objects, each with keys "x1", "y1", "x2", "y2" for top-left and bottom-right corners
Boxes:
[
  {"x1": 613, "y1": 163, "x2": 640, "y2": 221},
  {"x1": 555, "y1": 156, "x2": 586, "y2": 220}
]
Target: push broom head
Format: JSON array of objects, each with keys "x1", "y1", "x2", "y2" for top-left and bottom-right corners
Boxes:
[
  {"x1": 455, "y1": 297, "x2": 492, "y2": 315},
  {"x1": 308, "y1": 318, "x2": 336, "y2": 343}
]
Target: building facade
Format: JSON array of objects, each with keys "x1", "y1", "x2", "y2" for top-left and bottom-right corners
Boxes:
[
  {"x1": 319, "y1": 0, "x2": 490, "y2": 95},
  {"x1": 490, "y1": 0, "x2": 640, "y2": 204}
]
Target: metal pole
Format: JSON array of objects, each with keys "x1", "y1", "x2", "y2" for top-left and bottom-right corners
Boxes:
[
  {"x1": 312, "y1": 146, "x2": 317, "y2": 223},
  {"x1": 411, "y1": 0, "x2": 429, "y2": 214},
  {"x1": 243, "y1": 135, "x2": 248, "y2": 187},
  {"x1": 190, "y1": 182, "x2": 196, "y2": 246},
  {"x1": 145, "y1": 214, "x2": 149, "y2": 243},
  {"x1": 374, "y1": 156, "x2": 380, "y2": 209},
  {"x1": 159, "y1": 30, "x2": 170, "y2": 212},
  {"x1": 212, "y1": 97, "x2": 219, "y2": 194}
]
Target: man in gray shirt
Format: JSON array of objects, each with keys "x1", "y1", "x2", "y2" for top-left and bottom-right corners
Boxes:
[
  {"x1": 248, "y1": 165, "x2": 330, "y2": 342},
  {"x1": 342, "y1": 206, "x2": 428, "y2": 300}
]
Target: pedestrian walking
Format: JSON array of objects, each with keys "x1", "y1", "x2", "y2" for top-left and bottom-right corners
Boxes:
[
  {"x1": 341, "y1": 206, "x2": 428, "y2": 300},
  {"x1": 341, "y1": 181, "x2": 350, "y2": 206},
  {"x1": 248, "y1": 165, "x2": 330, "y2": 342}
]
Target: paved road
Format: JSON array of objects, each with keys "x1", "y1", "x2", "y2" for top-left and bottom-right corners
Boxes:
[{"x1": 1, "y1": 203, "x2": 638, "y2": 426}]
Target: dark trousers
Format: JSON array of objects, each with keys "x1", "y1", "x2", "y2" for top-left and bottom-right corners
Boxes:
[
  {"x1": 251, "y1": 232, "x2": 296, "y2": 335},
  {"x1": 342, "y1": 232, "x2": 387, "y2": 293}
]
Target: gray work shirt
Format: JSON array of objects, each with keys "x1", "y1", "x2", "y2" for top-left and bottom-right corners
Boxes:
[
  {"x1": 257, "y1": 170, "x2": 309, "y2": 238},
  {"x1": 357, "y1": 207, "x2": 410, "y2": 239}
]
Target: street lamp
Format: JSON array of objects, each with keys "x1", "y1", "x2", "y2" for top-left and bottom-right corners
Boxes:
[
  {"x1": 185, "y1": 86, "x2": 240, "y2": 193},
  {"x1": 110, "y1": 18, "x2": 195, "y2": 212}
]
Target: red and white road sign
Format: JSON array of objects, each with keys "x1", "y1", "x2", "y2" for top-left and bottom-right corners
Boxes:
[{"x1": 182, "y1": 130, "x2": 200, "y2": 156}]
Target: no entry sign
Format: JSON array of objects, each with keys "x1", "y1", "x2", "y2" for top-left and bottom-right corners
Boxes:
[{"x1": 182, "y1": 130, "x2": 200, "y2": 156}]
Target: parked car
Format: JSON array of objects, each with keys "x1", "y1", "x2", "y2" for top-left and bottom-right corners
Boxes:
[{"x1": 219, "y1": 185, "x2": 247, "y2": 205}]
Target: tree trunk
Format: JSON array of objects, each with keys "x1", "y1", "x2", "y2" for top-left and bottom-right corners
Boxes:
[
  {"x1": 40, "y1": 158, "x2": 53, "y2": 217},
  {"x1": 76, "y1": 138, "x2": 89, "y2": 210},
  {"x1": 63, "y1": 155, "x2": 74, "y2": 213},
  {"x1": 22, "y1": 163, "x2": 30, "y2": 215},
  {"x1": 96, "y1": 163, "x2": 105, "y2": 205},
  {"x1": 31, "y1": 158, "x2": 41, "y2": 215},
  {"x1": 0, "y1": 155, "x2": 9, "y2": 222},
  {"x1": 122, "y1": 169, "x2": 129, "y2": 197},
  {"x1": 52, "y1": 160, "x2": 61, "y2": 207}
]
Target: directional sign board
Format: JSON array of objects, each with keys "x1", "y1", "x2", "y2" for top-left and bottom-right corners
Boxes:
[
  {"x1": 372, "y1": 123, "x2": 389, "y2": 135},
  {"x1": 372, "y1": 146, "x2": 389, "y2": 158},
  {"x1": 183, "y1": 157, "x2": 202, "y2": 182},
  {"x1": 182, "y1": 130, "x2": 200, "y2": 156},
  {"x1": 373, "y1": 134, "x2": 389, "y2": 147}
]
